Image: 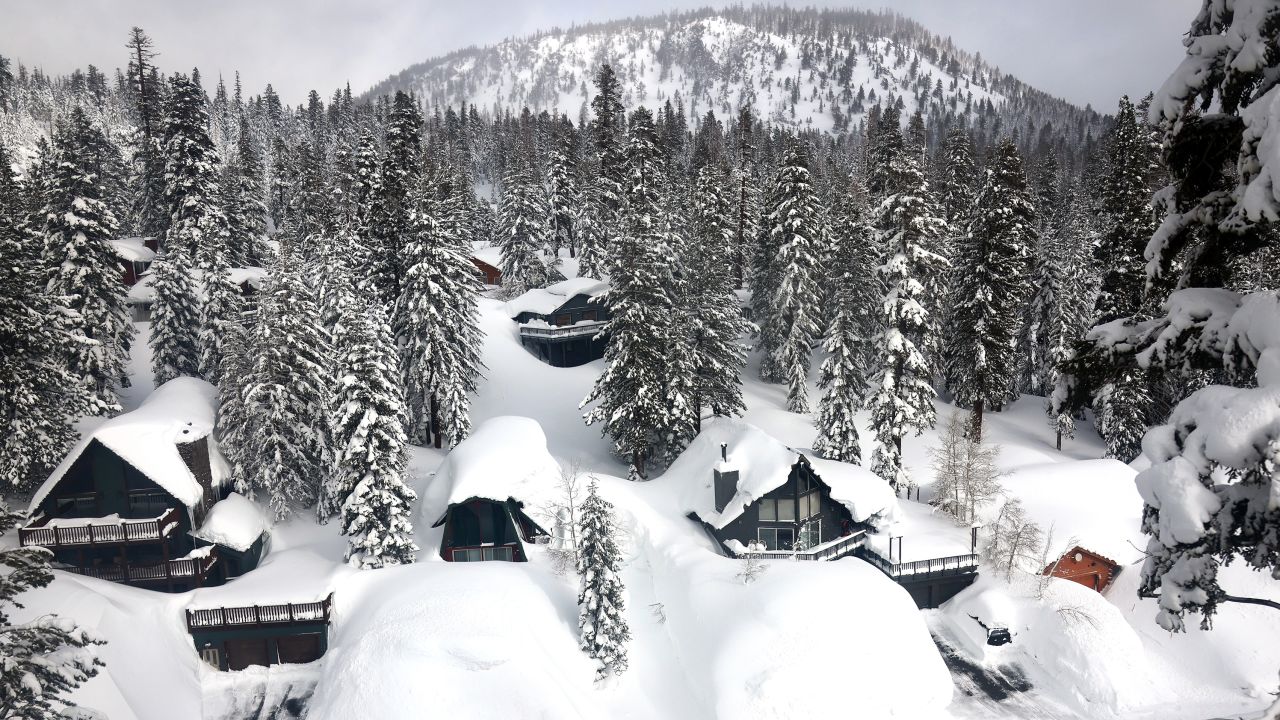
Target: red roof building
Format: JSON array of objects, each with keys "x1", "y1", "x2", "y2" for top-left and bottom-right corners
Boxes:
[{"x1": 1043, "y1": 545, "x2": 1121, "y2": 592}]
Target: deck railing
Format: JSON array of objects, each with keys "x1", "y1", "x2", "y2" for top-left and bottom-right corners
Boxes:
[
  {"x1": 186, "y1": 593, "x2": 334, "y2": 632},
  {"x1": 860, "y1": 547, "x2": 979, "y2": 580},
  {"x1": 20, "y1": 506, "x2": 183, "y2": 548},
  {"x1": 745, "y1": 530, "x2": 867, "y2": 562},
  {"x1": 61, "y1": 547, "x2": 219, "y2": 587},
  {"x1": 518, "y1": 321, "x2": 605, "y2": 339}
]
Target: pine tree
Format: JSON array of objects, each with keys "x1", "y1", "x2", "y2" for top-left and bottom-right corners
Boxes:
[
  {"x1": 581, "y1": 108, "x2": 680, "y2": 479},
  {"x1": 497, "y1": 163, "x2": 550, "y2": 296},
  {"x1": 42, "y1": 107, "x2": 132, "y2": 414},
  {"x1": 0, "y1": 140, "x2": 91, "y2": 490},
  {"x1": 730, "y1": 107, "x2": 761, "y2": 290},
  {"x1": 867, "y1": 127, "x2": 948, "y2": 489},
  {"x1": 687, "y1": 164, "x2": 750, "y2": 428},
  {"x1": 216, "y1": 312, "x2": 255, "y2": 497},
  {"x1": 576, "y1": 480, "x2": 630, "y2": 678},
  {"x1": 197, "y1": 211, "x2": 241, "y2": 385},
  {"x1": 0, "y1": 502, "x2": 106, "y2": 718},
  {"x1": 394, "y1": 181, "x2": 483, "y2": 449},
  {"x1": 148, "y1": 247, "x2": 202, "y2": 384},
  {"x1": 226, "y1": 114, "x2": 268, "y2": 266},
  {"x1": 126, "y1": 27, "x2": 167, "y2": 239},
  {"x1": 814, "y1": 174, "x2": 877, "y2": 463},
  {"x1": 591, "y1": 64, "x2": 627, "y2": 238},
  {"x1": 336, "y1": 305, "x2": 419, "y2": 568},
  {"x1": 242, "y1": 244, "x2": 331, "y2": 519},
  {"x1": 755, "y1": 143, "x2": 823, "y2": 409},
  {"x1": 549, "y1": 121, "x2": 579, "y2": 259},
  {"x1": 161, "y1": 72, "x2": 222, "y2": 261},
  {"x1": 944, "y1": 139, "x2": 1037, "y2": 440},
  {"x1": 370, "y1": 91, "x2": 423, "y2": 304}
]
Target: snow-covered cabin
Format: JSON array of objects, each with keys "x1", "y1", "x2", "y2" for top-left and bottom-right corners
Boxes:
[
  {"x1": 422, "y1": 417, "x2": 553, "y2": 562},
  {"x1": 669, "y1": 419, "x2": 898, "y2": 560},
  {"x1": 1043, "y1": 546, "x2": 1122, "y2": 593},
  {"x1": 109, "y1": 236, "x2": 157, "y2": 286},
  {"x1": 470, "y1": 243, "x2": 503, "y2": 285},
  {"x1": 506, "y1": 277, "x2": 609, "y2": 367},
  {"x1": 187, "y1": 593, "x2": 332, "y2": 672},
  {"x1": 126, "y1": 266, "x2": 267, "y2": 322},
  {"x1": 21, "y1": 378, "x2": 267, "y2": 591}
]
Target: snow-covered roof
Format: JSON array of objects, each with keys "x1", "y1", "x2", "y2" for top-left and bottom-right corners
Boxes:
[
  {"x1": 191, "y1": 492, "x2": 268, "y2": 551},
  {"x1": 124, "y1": 267, "x2": 266, "y2": 305},
  {"x1": 471, "y1": 242, "x2": 502, "y2": 269},
  {"x1": 504, "y1": 277, "x2": 609, "y2": 318},
  {"x1": 420, "y1": 416, "x2": 562, "y2": 524},
  {"x1": 666, "y1": 418, "x2": 898, "y2": 529},
  {"x1": 109, "y1": 237, "x2": 157, "y2": 263},
  {"x1": 30, "y1": 377, "x2": 223, "y2": 513}
]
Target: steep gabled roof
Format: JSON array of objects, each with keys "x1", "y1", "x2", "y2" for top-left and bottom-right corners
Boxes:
[
  {"x1": 420, "y1": 416, "x2": 562, "y2": 525},
  {"x1": 665, "y1": 418, "x2": 898, "y2": 529},
  {"x1": 30, "y1": 378, "x2": 224, "y2": 513},
  {"x1": 109, "y1": 237, "x2": 157, "y2": 263},
  {"x1": 504, "y1": 277, "x2": 609, "y2": 319}
]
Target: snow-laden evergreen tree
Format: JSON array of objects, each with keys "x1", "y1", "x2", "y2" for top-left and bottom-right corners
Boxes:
[
  {"x1": 944, "y1": 139, "x2": 1037, "y2": 440},
  {"x1": 497, "y1": 162, "x2": 550, "y2": 296},
  {"x1": 394, "y1": 179, "x2": 483, "y2": 449},
  {"x1": 549, "y1": 121, "x2": 579, "y2": 259},
  {"x1": 0, "y1": 501, "x2": 106, "y2": 719},
  {"x1": 867, "y1": 126, "x2": 948, "y2": 489},
  {"x1": 764, "y1": 144, "x2": 824, "y2": 412},
  {"x1": 243, "y1": 243, "x2": 332, "y2": 519},
  {"x1": 729, "y1": 107, "x2": 762, "y2": 290},
  {"x1": 582, "y1": 107, "x2": 682, "y2": 479},
  {"x1": 336, "y1": 305, "x2": 419, "y2": 568},
  {"x1": 687, "y1": 163, "x2": 750, "y2": 428},
  {"x1": 197, "y1": 211, "x2": 242, "y2": 385},
  {"x1": 161, "y1": 72, "x2": 222, "y2": 262},
  {"x1": 370, "y1": 91, "x2": 422, "y2": 304},
  {"x1": 576, "y1": 479, "x2": 630, "y2": 678},
  {"x1": 216, "y1": 312, "x2": 256, "y2": 497},
  {"x1": 814, "y1": 173, "x2": 877, "y2": 463},
  {"x1": 226, "y1": 115, "x2": 268, "y2": 266},
  {"x1": 42, "y1": 107, "x2": 132, "y2": 415},
  {"x1": 0, "y1": 141, "x2": 93, "y2": 490},
  {"x1": 591, "y1": 64, "x2": 627, "y2": 242},
  {"x1": 148, "y1": 247, "x2": 202, "y2": 384},
  {"x1": 937, "y1": 127, "x2": 977, "y2": 228}
]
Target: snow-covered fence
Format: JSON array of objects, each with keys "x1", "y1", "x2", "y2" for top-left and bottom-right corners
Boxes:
[
  {"x1": 517, "y1": 320, "x2": 606, "y2": 339},
  {"x1": 64, "y1": 547, "x2": 219, "y2": 586},
  {"x1": 20, "y1": 506, "x2": 183, "y2": 548},
  {"x1": 186, "y1": 593, "x2": 334, "y2": 631},
  {"x1": 860, "y1": 548, "x2": 979, "y2": 579},
  {"x1": 745, "y1": 530, "x2": 867, "y2": 561}
]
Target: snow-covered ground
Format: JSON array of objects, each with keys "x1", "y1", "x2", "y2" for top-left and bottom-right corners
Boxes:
[{"x1": 13, "y1": 288, "x2": 1280, "y2": 720}]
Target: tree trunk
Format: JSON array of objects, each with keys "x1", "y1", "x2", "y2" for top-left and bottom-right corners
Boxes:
[
  {"x1": 429, "y1": 394, "x2": 442, "y2": 449},
  {"x1": 1055, "y1": 429, "x2": 1062, "y2": 451},
  {"x1": 971, "y1": 399, "x2": 985, "y2": 443}
]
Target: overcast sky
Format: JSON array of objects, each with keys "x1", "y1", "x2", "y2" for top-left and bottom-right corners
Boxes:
[{"x1": 3, "y1": 0, "x2": 1200, "y2": 111}]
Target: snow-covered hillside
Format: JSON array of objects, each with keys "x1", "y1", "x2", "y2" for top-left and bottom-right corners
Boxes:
[{"x1": 367, "y1": 7, "x2": 1100, "y2": 139}]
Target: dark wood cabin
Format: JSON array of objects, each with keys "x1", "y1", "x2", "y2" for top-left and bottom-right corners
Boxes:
[
  {"x1": 188, "y1": 594, "x2": 333, "y2": 671},
  {"x1": 513, "y1": 292, "x2": 609, "y2": 368},
  {"x1": 22, "y1": 432, "x2": 252, "y2": 592},
  {"x1": 113, "y1": 237, "x2": 157, "y2": 287},
  {"x1": 1043, "y1": 546, "x2": 1121, "y2": 593},
  {"x1": 471, "y1": 256, "x2": 502, "y2": 285},
  {"x1": 695, "y1": 454, "x2": 862, "y2": 560},
  {"x1": 433, "y1": 497, "x2": 549, "y2": 562}
]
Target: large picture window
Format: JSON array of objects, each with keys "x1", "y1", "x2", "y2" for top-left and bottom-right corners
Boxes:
[
  {"x1": 453, "y1": 546, "x2": 515, "y2": 562},
  {"x1": 757, "y1": 527, "x2": 794, "y2": 551},
  {"x1": 798, "y1": 491, "x2": 821, "y2": 519},
  {"x1": 758, "y1": 499, "x2": 776, "y2": 522},
  {"x1": 54, "y1": 494, "x2": 97, "y2": 517},
  {"x1": 798, "y1": 521, "x2": 821, "y2": 549}
]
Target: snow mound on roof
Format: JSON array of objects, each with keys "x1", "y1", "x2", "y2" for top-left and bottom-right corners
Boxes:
[
  {"x1": 665, "y1": 417, "x2": 897, "y2": 528},
  {"x1": 504, "y1": 277, "x2": 608, "y2": 318},
  {"x1": 109, "y1": 237, "x2": 156, "y2": 263},
  {"x1": 420, "y1": 416, "x2": 561, "y2": 523},
  {"x1": 31, "y1": 377, "x2": 220, "y2": 513},
  {"x1": 191, "y1": 492, "x2": 268, "y2": 551}
]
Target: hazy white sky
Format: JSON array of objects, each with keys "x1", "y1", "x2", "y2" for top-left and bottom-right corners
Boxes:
[{"x1": 2, "y1": 0, "x2": 1201, "y2": 111}]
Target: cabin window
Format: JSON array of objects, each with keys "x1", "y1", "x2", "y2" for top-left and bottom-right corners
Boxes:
[
  {"x1": 798, "y1": 521, "x2": 821, "y2": 549},
  {"x1": 757, "y1": 528, "x2": 794, "y2": 551},
  {"x1": 582, "y1": 309, "x2": 597, "y2": 322},
  {"x1": 798, "y1": 491, "x2": 821, "y2": 519},
  {"x1": 758, "y1": 499, "x2": 776, "y2": 522},
  {"x1": 128, "y1": 490, "x2": 170, "y2": 517},
  {"x1": 54, "y1": 494, "x2": 97, "y2": 517},
  {"x1": 555, "y1": 314, "x2": 572, "y2": 326},
  {"x1": 453, "y1": 546, "x2": 515, "y2": 562},
  {"x1": 199, "y1": 646, "x2": 222, "y2": 669},
  {"x1": 759, "y1": 498, "x2": 797, "y2": 522}
]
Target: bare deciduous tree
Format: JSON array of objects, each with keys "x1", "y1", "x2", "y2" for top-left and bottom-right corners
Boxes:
[
  {"x1": 930, "y1": 410, "x2": 1004, "y2": 525},
  {"x1": 984, "y1": 495, "x2": 1043, "y2": 580}
]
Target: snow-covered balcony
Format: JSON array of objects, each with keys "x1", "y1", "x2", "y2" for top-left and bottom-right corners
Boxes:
[
  {"x1": 860, "y1": 547, "x2": 979, "y2": 580},
  {"x1": 18, "y1": 506, "x2": 184, "y2": 548},
  {"x1": 733, "y1": 529, "x2": 867, "y2": 562},
  {"x1": 186, "y1": 593, "x2": 334, "y2": 632},
  {"x1": 61, "y1": 545, "x2": 219, "y2": 587},
  {"x1": 517, "y1": 318, "x2": 606, "y2": 340}
]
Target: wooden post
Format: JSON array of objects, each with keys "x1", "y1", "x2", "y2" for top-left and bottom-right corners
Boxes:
[{"x1": 53, "y1": 526, "x2": 61, "y2": 546}]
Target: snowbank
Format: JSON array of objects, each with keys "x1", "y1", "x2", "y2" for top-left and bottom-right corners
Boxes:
[
  {"x1": 30, "y1": 377, "x2": 222, "y2": 512},
  {"x1": 665, "y1": 417, "x2": 897, "y2": 528},
  {"x1": 191, "y1": 492, "x2": 269, "y2": 552},
  {"x1": 504, "y1": 277, "x2": 608, "y2": 318},
  {"x1": 419, "y1": 416, "x2": 562, "y2": 524}
]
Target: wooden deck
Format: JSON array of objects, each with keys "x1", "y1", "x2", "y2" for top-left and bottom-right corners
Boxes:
[
  {"x1": 860, "y1": 547, "x2": 980, "y2": 580},
  {"x1": 60, "y1": 547, "x2": 219, "y2": 587},
  {"x1": 19, "y1": 507, "x2": 183, "y2": 548},
  {"x1": 186, "y1": 593, "x2": 334, "y2": 632}
]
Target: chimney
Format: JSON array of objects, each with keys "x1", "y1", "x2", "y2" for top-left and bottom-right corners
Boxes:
[{"x1": 713, "y1": 444, "x2": 738, "y2": 513}]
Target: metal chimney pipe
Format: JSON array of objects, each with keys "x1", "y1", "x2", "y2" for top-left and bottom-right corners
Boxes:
[{"x1": 720, "y1": 443, "x2": 727, "y2": 462}]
